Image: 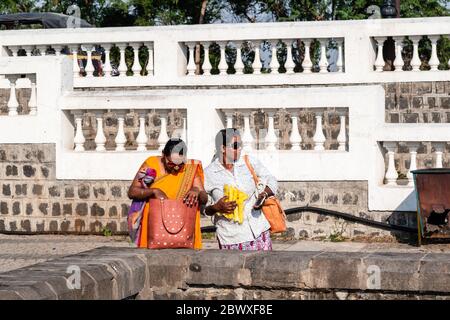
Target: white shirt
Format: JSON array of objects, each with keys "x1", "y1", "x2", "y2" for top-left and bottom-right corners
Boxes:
[{"x1": 204, "y1": 154, "x2": 278, "y2": 245}]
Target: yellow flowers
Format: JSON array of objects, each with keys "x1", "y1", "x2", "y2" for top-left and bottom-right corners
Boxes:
[{"x1": 222, "y1": 185, "x2": 248, "y2": 224}]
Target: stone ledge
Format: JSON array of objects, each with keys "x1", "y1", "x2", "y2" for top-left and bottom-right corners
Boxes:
[{"x1": 0, "y1": 247, "x2": 450, "y2": 300}]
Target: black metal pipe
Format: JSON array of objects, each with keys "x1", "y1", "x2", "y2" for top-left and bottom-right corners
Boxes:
[
  {"x1": 201, "y1": 206, "x2": 417, "y2": 234},
  {"x1": 0, "y1": 206, "x2": 417, "y2": 236}
]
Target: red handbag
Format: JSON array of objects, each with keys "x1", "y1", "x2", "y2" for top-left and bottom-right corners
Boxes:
[{"x1": 147, "y1": 199, "x2": 197, "y2": 249}]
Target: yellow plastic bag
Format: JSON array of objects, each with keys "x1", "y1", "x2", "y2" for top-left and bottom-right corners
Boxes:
[{"x1": 222, "y1": 184, "x2": 248, "y2": 224}]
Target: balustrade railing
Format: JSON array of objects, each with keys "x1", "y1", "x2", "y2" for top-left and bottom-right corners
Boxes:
[
  {"x1": 70, "y1": 109, "x2": 186, "y2": 152},
  {"x1": 184, "y1": 38, "x2": 344, "y2": 76},
  {"x1": 0, "y1": 74, "x2": 37, "y2": 116},
  {"x1": 221, "y1": 108, "x2": 348, "y2": 151},
  {"x1": 6, "y1": 41, "x2": 154, "y2": 80},
  {"x1": 381, "y1": 141, "x2": 448, "y2": 187},
  {"x1": 1, "y1": 17, "x2": 447, "y2": 87},
  {"x1": 373, "y1": 35, "x2": 450, "y2": 72}
]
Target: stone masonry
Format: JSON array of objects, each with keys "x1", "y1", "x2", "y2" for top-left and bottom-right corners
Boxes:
[
  {"x1": 0, "y1": 144, "x2": 130, "y2": 235},
  {"x1": 0, "y1": 143, "x2": 416, "y2": 241},
  {"x1": 0, "y1": 80, "x2": 448, "y2": 240},
  {"x1": 1, "y1": 247, "x2": 450, "y2": 300}
]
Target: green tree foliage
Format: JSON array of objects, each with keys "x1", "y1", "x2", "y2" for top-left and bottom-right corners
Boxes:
[
  {"x1": 256, "y1": 0, "x2": 449, "y2": 21},
  {"x1": 0, "y1": 0, "x2": 36, "y2": 14},
  {"x1": 1, "y1": 0, "x2": 448, "y2": 26}
]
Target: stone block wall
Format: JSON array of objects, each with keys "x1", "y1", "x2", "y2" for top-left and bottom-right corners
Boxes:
[
  {"x1": 0, "y1": 80, "x2": 448, "y2": 240},
  {"x1": 2, "y1": 247, "x2": 450, "y2": 300},
  {"x1": 384, "y1": 82, "x2": 450, "y2": 123},
  {"x1": 0, "y1": 143, "x2": 416, "y2": 241},
  {"x1": 0, "y1": 144, "x2": 130, "y2": 234}
]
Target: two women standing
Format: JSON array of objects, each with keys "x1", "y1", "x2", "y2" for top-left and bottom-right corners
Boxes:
[{"x1": 127, "y1": 128, "x2": 278, "y2": 251}]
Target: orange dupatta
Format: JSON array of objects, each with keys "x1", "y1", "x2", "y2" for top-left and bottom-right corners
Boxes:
[{"x1": 138, "y1": 156, "x2": 203, "y2": 249}]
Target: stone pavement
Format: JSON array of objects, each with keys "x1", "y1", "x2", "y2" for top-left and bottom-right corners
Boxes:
[{"x1": 1, "y1": 233, "x2": 450, "y2": 274}]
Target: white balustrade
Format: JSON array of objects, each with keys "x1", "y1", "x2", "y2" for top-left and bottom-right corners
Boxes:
[
  {"x1": 67, "y1": 110, "x2": 187, "y2": 152},
  {"x1": 319, "y1": 39, "x2": 329, "y2": 73},
  {"x1": 217, "y1": 109, "x2": 347, "y2": 152},
  {"x1": 3, "y1": 18, "x2": 446, "y2": 89},
  {"x1": 270, "y1": 41, "x2": 280, "y2": 74},
  {"x1": 235, "y1": 42, "x2": 245, "y2": 75},
  {"x1": 182, "y1": 37, "x2": 342, "y2": 76},
  {"x1": 157, "y1": 111, "x2": 170, "y2": 151},
  {"x1": 428, "y1": 36, "x2": 440, "y2": 71},
  {"x1": 28, "y1": 76, "x2": 37, "y2": 115},
  {"x1": 374, "y1": 37, "x2": 386, "y2": 72},
  {"x1": 265, "y1": 111, "x2": 278, "y2": 151},
  {"x1": 36, "y1": 45, "x2": 47, "y2": 56},
  {"x1": 372, "y1": 34, "x2": 449, "y2": 73},
  {"x1": 102, "y1": 44, "x2": 112, "y2": 77},
  {"x1": 70, "y1": 46, "x2": 80, "y2": 78},
  {"x1": 53, "y1": 45, "x2": 62, "y2": 56},
  {"x1": 253, "y1": 41, "x2": 262, "y2": 74},
  {"x1": 289, "y1": 112, "x2": 302, "y2": 150},
  {"x1": 302, "y1": 39, "x2": 313, "y2": 73},
  {"x1": 117, "y1": 44, "x2": 128, "y2": 77},
  {"x1": 94, "y1": 112, "x2": 107, "y2": 151},
  {"x1": 393, "y1": 37, "x2": 404, "y2": 72},
  {"x1": 242, "y1": 111, "x2": 254, "y2": 152},
  {"x1": 84, "y1": 45, "x2": 95, "y2": 77},
  {"x1": 73, "y1": 111, "x2": 86, "y2": 152},
  {"x1": 115, "y1": 111, "x2": 127, "y2": 151},
  {"x1": 381, "y1": 141, "x2": 450, "y2": 187},
  {"x1": 383, "y1": 142, "x2": 398, "y2": 186},
  {"x1": 284, "y1": 40, "x2": 295, "y2": 74},
  {"x1": 136, "y1": 111, "x2": 148, "y2": 151},
  {"x1": 336, "y1": 40, "x2": 343, "y2": 73},
  {"x1": 21, "y1": 45, "x2": 32, "y2": 56},
  {"x1": 410, "y1": 36, "x2": 422, "y2": 71},
  {"x1": 313, "y1": 113, "x2": 326, "y2": 151},
  {"x1": 186, "y1": 43, "x2": 196, "y2": 75},
  {"x1": 131, "y1": 43, "x2": 142, "y2": 76},
  {"x1": 225, "y1": 111, "x2": 234, "y2": 128},
  {"x1": 336, "y1": 114, "x2": 346, "y2": 151},
  {"x1": 7, "y1": 77, "x2": 19, "y2": 116},
  {"x1": 0, "y1": 74, "x2": 38, "y2": 116},
  {"x1": 181, "y1": 115, "x2": 187, "y2": 142},
  {"x1": 433, "y1": 142, "x2": 445, "y2": 168},
  {"x1": 406, "y1": 142, "x2": 420, "y2": 186},
  {"x1": 202, "y1": 42, "x2": 213, "y2": 76},
  {"x1": 218, "y1": 42, "x2": 228, "y2": 75}
]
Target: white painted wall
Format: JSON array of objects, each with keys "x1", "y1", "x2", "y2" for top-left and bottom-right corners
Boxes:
[{"x1": 1, "y1": 17, "x2": 450, "y2": 213}]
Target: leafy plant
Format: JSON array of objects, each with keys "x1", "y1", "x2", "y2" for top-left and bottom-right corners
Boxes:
[
  {"x1": 101, "y1": 226, "x2": 113, "y2": 237},
  {"x1": 328, "y1": 221, "x2": 347, "y2": 242}
]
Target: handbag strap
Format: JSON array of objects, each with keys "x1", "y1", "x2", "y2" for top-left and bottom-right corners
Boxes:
[{"x1": 243, "y1": 155, "x2": 259, "y2": 186}]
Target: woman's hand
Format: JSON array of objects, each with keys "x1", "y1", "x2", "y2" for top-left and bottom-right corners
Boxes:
[
  {"x1": 183, "y1": 187, "x2": 200, "y2": 207},
  {"x1": 150, "y1": 188, "x2": 168, "y2": 200},
  {"x1": 214, "y1": 196, "x2": 237, "y2": 214},
  {"x1": 253, "y1": 191, "x2": 268, "y2": 209}
]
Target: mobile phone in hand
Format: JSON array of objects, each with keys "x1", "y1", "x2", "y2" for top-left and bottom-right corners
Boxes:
[{"x1": 253, "y1": 194, "x2": 267, "y2": 209}]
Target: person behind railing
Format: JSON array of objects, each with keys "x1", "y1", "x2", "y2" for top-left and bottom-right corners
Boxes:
[
  {"x1": 203, "y1": 128, "x2": 278, "y2": 250},
  {"x1": 127, "y1": 138, "x2": 208, "y2": 249}
]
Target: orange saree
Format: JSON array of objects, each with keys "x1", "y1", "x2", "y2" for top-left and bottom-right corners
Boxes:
[{"x1": 136, "y1": 156, "x2": 203, "y2": 249}]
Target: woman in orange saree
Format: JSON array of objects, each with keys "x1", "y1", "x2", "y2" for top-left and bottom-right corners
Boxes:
[{"x1": 127, "y1": 139, "x2": 208, "y2": 249}]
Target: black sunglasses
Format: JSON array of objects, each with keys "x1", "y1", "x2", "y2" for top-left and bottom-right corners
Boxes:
[{"x1": 226, "y1": 142, "x2": 242, "y2": 150}]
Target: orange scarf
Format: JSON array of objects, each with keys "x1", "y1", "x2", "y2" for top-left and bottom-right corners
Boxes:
[{"x1": 138, "y1": 156, "x2": 203, "y2": 249}]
